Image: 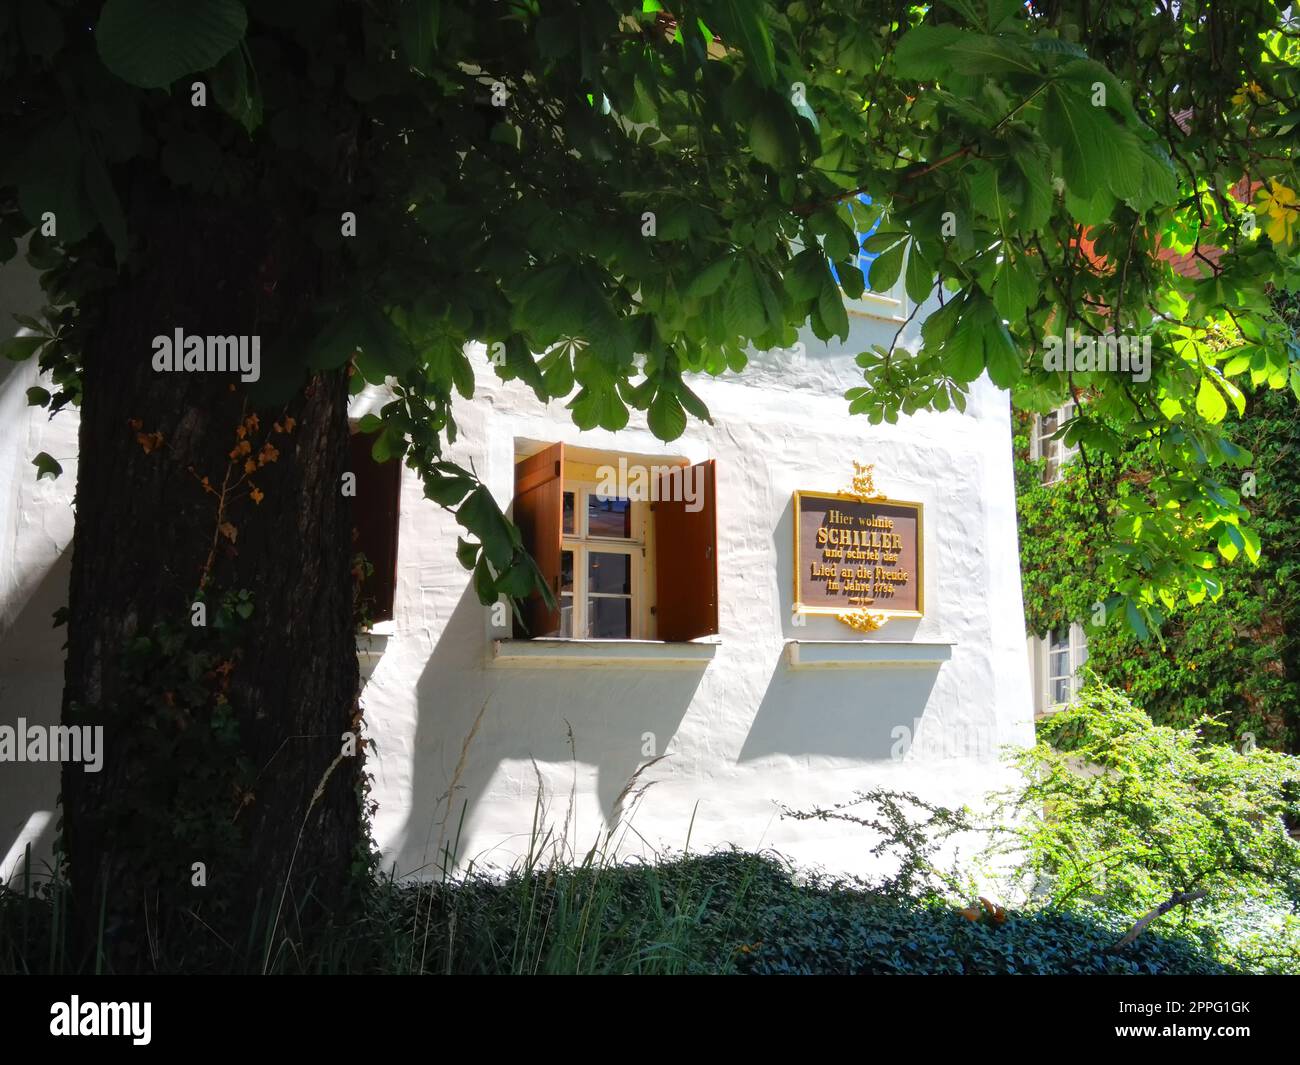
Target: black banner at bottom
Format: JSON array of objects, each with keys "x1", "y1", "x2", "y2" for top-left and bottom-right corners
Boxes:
[{"x1": 0, "y1": 974, "x2": 1292, "y2": 1051}]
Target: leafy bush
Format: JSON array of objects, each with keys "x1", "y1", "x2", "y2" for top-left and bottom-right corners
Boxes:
[
  {"x1": 1016, "y1": 387, "x2": 1300, "y2": 751},
  {"x1": 2, "y1": 845, "x2": 1234, "y2": 975},
  {"x1": 992, "y1": 683, "x2": 1300, "y2": 972}
]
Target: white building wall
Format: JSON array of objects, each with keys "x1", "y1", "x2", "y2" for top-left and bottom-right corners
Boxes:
[
  {"x1": 0, "y1": 256, "x2": 79, "y2": 883},
  {"x1": 0, "y1": 260, "x2": 1035, "y2": 884}
]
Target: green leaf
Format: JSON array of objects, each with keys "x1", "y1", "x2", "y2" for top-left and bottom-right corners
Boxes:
[
  {"x1": 424, "y1": 474, "x2": 475, "y2": 507},
  {"x1": 867, "y1": 241, "x2": 905, "y2": 292},
  {"x1": 686, "y1": 257, "x2": 735, "y2": 300},
  {"x1": 26, "y1": 386, "x2": 51, "y2": 407},
  {"x1": 784, "y1": 248, "x2": 827, "y2": 301},
  {"x1": 1195, "y1": 376, "x2": 1228, "y2": 423},
  {"x1": 945, "y1": 35, "x2": 1040, "y2": 76},
  {"x1": 1, "y1": 336, "x2": 46, "y2": 362},
  {"x1": 921, "y1": 294, "x2": 965, "y2": 348},
  {"x1": 96, "y1": 0, "x2": 248, "y2": 90},
  {"x1": 496, "y1": 557, "x2": 536, "y2": 598},
  {"x1": 648, "y1": 388, "x2": 687, "y2": 441},
  {"x1": 399, "y1": 0, "x2": 441, "y2": 72},
  {"x1": 210, "y1": 44, "x2": 262, "y2": 133},
  {"x1": 1125, "y1": 600, "x2": 1149, "y2": 641},
  {"x1": 457, "y1": 485, "x2": 514, "y2": 570},
  {"x1": 32, "y1": 452, "x2": 62, "y2": 480},
  {"x1": 1011, "y1": 148, "x2": 1053, "y2": 231},
  {"x1": 677, "y1": 381, "x2": 711, "y2": 422},
  {"x1": 941, "y1": 306, "x2": 987, "y2": 383},
  {"x1": 892, "y1": 25, "x2": 966, "y2": 79},
  {"x1": 748, "y1": 100, "x2": 798, "y2": 169},
  {"x1": 455, "y1": 536, "x2": 479, "y2": 571},
  {"x1": 1240, "y1": 526, "x2": 1261, "y2": 565},
  {"x1": 817, "y1": 274, "x2": 849, "y2": 342},
  {"x1": 724, "y1": 257, "x2": 767, "y2": 338},
  {"x1": 903, "y1": 242, "x2": 934, "y2": 305},
  {"x1": 1041, "y1": 83, "x2": 1129, "y2": 201},
  {"x1": 1216, "y1": 528, "x2": 1240, "y2": 562},
  {"x1": 472, "y1": 557, "x2": 496, "y2": 605},
  {"x1": 983, "y1": 319, "x2": 1023, "y2": 388},
  {"x1": 993, "y1": 254, "x2": 1036, "y2": 321},
  {"x1": 716, "y1": 0, "x2": 777, "y2": 86},
  {"x1": 838, "y1": 262, "x2": 865, "y2": 300}
]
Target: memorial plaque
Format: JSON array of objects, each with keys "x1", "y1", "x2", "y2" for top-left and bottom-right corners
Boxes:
[{"x1": 793, "y1": 491, "x2": 923, "y2": 616}]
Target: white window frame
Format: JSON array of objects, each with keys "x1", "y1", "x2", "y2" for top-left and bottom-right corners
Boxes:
[
  {"x1": 1030, "y1": 401, "x2": 1078, "y2": 484},
  {"x1": 1034, "y1": 621, "x2": 1089, "y2": 716},
  {"x1": 559, "y1": 484, "x2": 646, "y2": 640}
]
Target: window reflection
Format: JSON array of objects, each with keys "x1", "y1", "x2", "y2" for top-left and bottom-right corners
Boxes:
[
  {"x1": 588, "y1": 551, "x2": 630, "y2": 595},
  {"x1": 588, "y1": 495, "x2": 631, "y2": 538},
  {"x1": 587, "y1": 597, "x2": 631, "y2": 638}
]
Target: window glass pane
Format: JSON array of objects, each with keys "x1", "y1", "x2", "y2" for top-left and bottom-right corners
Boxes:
[
  {"x1": 1049, "y1": 652, "x2": 1069, "y2": 678},
  {"x1": 1049, "y1": 627, "x2": 1070, "y2": 652},
  {"x1": 559, "y1": 594, "x2": 573, "y2": 637},
  {"x1": 1052, "y1": 677, "x2": 1071, "y2": 703},
  {"x1": 560, "y1": 550, "x2": 574, "y2": 594},
  {"x1": 587, "y1": 597, "x2": 631, "y2": 638},
  {"x1": 562, "y1": 492, "x2": 575, "y2": 536},
  {"x1": 588, "y1": 495, "x2": 631, "y2": 538},
  {"x1": 588, "y1": 551, "x2": 630, "y2": 595}
]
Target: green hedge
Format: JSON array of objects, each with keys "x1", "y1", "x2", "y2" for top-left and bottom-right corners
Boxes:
[{"x1": 339, "y1": 852, "x2": 1234, "y2": 975}]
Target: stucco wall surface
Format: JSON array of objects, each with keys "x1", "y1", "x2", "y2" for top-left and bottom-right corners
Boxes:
[{"x1": 0, "y1": 266, "x2": 1034, "y2": 883}]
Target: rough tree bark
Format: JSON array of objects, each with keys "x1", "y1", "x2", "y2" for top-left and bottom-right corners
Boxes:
[{"x1": 59, "y1": 199, "x2": 362, "y2": 971}]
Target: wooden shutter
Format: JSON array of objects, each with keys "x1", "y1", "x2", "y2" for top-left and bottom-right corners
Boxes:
[
  {"x1": 512, "y1": 442, "x2": 564, "y2": 638},
  {"x1": 348, "y1": 429, "x2": 401, "y2": 623},
  {"x1": 654, "y1": 459, "x2": 718, "y2": 641}
]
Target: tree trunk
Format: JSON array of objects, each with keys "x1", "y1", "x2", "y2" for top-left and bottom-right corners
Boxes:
[{"x1": 60, "y1": 200, "x2": 362, "y2": 971}]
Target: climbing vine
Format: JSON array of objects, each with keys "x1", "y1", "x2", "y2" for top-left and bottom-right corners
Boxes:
[{"x1": 1016, "y1": 385, "x2": 1300, "y2": 751}]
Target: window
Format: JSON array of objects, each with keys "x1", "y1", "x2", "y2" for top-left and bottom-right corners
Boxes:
[
  {"x1": 837, "y1": 193, "x2": 911, "y2": 321},
  {"x1": 348, "y1": 427, "x2": 401, "y2": 625},
  {"x1": 1036, "y1": 622, "x2": 1088, "y2": 716},
  {"x1": 512, "y1": 443, "x2": 718, "y2": 641},
  {"x1": 557, "y1": 486, "x2": 643, "y2": 638},
  {"x1": 1031, "y1": 401, "x2": 1078, "y2": 484}
]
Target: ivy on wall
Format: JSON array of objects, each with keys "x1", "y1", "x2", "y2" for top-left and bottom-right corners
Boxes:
[{"x1": 1015, "y1": 387, "x2": 1300, "y2": 753}]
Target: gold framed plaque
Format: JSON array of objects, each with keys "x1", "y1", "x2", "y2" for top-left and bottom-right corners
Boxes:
[{"x1": 792, "y1": 490, "x2": 924, "y2": 618}]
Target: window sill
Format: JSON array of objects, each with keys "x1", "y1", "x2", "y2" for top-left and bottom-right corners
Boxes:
[
  {"x1": 491, "y1": 638, "x2": 718, "y2": 669},
  {"x1": 784, "y1": 639, "x2": 953, "y2": 669},
  {"x1": 357, "y1": 626, "x2": 393, "y2": 681}
]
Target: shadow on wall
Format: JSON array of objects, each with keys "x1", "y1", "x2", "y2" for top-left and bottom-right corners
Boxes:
[
  {"x1": 748, "y1": 492, "x2": 941, "y2": 762},
  {"x1": 740, "y1": 660, "x2": 941, "y2": 763},
  {"x1": 384, "y1": 581, "x2": 706, "y2": 877},
  {"x1": 0, "y1": 548, "x2": 71, "y2": 885}
]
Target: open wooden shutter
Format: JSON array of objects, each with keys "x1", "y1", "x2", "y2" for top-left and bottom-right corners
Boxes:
[
  {"x1": 348, "y1": 429, "x2": 401, "y2": 623},
  {"x1": 654, "y1": 459, "x2": 718, "y2": 641},
  {"x1": 512, "y1": 442, "x2": 564, "y2": 638}
]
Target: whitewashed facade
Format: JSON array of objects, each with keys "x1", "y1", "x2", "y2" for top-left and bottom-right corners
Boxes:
[{"x1": 1, "y1": 259, "x2": 1035, "y2": 884}]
